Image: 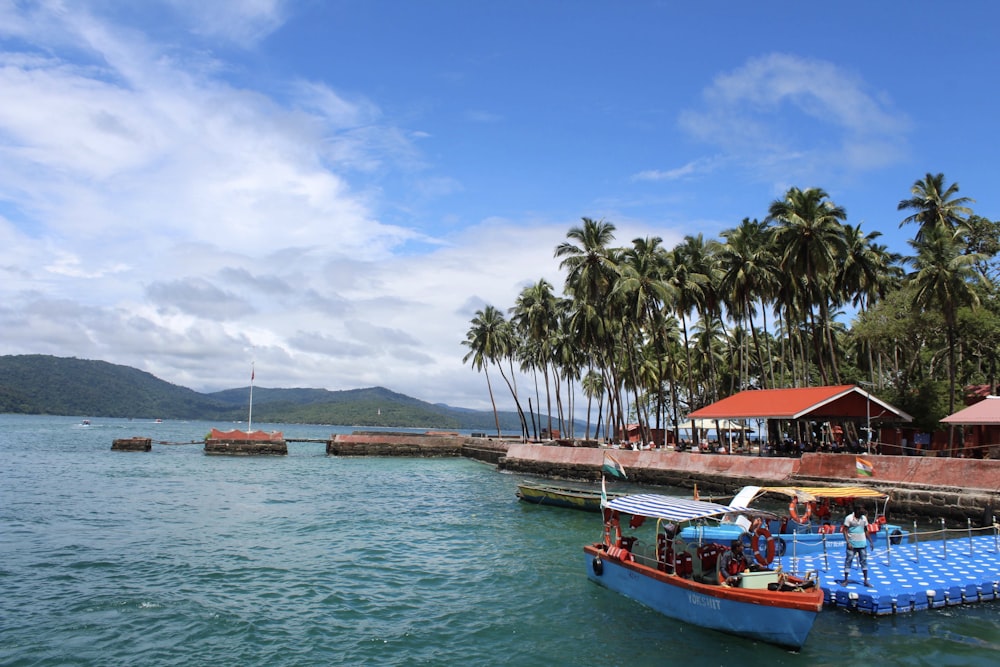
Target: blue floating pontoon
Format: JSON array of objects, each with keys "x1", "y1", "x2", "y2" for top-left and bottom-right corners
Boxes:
[{"x1": 775, "y1": 531, "x2": 1000, "y2": 615}]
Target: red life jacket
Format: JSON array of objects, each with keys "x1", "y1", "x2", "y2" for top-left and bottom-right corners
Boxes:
[{"x1": 724, "y1": 553, "x2": 745, "y2": 576}]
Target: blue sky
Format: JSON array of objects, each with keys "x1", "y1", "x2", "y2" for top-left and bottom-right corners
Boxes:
[{"x1": 1, "y1": 1, "x2": 998, "y2": 412}]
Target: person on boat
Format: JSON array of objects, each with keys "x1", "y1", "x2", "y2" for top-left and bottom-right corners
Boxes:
[
  {"x1": 841, "y1": 505, "x2": 874, "y2": 586},
  {"x1": 718, "y1": 539, "x2": 750, "y2": 586}
]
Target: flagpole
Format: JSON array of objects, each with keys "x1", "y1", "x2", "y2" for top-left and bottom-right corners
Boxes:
[{"x1": 248, "y1": 360, "x2": 255, "y2": 433}]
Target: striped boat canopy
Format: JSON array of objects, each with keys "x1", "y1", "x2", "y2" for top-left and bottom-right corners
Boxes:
[
  {"x1": 605, "y1": 494, "x2": 749, "y2": 522},
  {"x1": 757, "y1": 486, "x2": 888, "y2": 501}
]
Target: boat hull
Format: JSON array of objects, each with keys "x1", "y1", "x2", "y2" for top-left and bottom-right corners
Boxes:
[
  {"x1": 516, "y1": 484, "x2": 609, "y2": 512},
  {"x1": 584, "y1": 545, "x2": 820, "y2": 649}
]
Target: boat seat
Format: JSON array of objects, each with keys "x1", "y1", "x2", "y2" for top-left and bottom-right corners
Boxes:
[
  {"x1": 693, "y1": 544, "x2": 727, "y2": 584},
  {"x1": 674, "y1": 552, "x2": 693, "y2": 578}
]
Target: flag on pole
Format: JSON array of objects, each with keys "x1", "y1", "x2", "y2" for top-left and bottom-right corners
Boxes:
[
  {"x1": 601, "y1": 475, "x2": 608, "y2": 509},
  {"x1": 855, "y1": 456, "x2": 874, "y2": 477},
  {"x1": 602, "y1": 452, "x2": 627, "y2": 479}
]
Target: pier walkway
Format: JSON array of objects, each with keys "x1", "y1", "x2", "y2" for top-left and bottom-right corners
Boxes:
[{"x1": 775, "y1": 526, "x2": 1000, "y2": 615}]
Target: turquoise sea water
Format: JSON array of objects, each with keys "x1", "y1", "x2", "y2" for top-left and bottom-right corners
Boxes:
[{"x1": 1, "y1": 415, "x2": 998, "y2": 666}]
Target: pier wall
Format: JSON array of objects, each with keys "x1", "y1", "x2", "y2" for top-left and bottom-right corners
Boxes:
[
  {"x1": 327, "y1": 432, "x2": 474, "y2": 457},
  {"x1": 499, "y1": 444, "x2": 1000, "y2": 524},
  {"x1": 795, "y1": 453, "x2": 1000, "y2": 492}
]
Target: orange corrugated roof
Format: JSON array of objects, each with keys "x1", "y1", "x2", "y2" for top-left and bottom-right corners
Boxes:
[{"x1": 688, "y1": 385, "x2": 912, "y2": 421}]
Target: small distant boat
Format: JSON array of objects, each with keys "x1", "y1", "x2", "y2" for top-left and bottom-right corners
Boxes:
[
  {"x1": 516, "y1": 482, "x2": 616, "y2": 512},
  {"x1": 81, "y1": 419, "x2": 91, "y2": 426},
  {"x1": 584, "y1": 494, "x2": 823, "y2": 649},
  {"x1": 154, "y1": 419, "x2": 163, "y2": 423}
]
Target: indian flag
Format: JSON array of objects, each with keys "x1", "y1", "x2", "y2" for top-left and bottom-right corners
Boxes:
[
  {"x1": 856, "y1": 456, "x2": 874, "y2": 477},
  {"x1": 602, "y1": 452, "x2": 627, "y2": 479}
]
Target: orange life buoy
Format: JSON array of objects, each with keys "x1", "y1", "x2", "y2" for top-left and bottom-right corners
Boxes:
[
  {"x1": 789, "y1": 499, "x2": 813, "y2": 523},
  {"x1": 866, "y1": 522, "x2": 880, "y2": 534},
  {"x1": 750, "y1": 525, "x2": 776, "y2": 567}
]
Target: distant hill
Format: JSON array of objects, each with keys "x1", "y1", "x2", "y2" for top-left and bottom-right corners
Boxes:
[{"x1": 0, "y1": 354, "x2": 527, "y2": 430}]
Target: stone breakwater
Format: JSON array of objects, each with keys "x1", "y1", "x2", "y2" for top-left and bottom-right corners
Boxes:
[
  {"x1": 332, "y1": 434, "x2": 999, "y2": 524},
  {"x1": 326, "y1": 431, "x2": 510, "y2": 463}
]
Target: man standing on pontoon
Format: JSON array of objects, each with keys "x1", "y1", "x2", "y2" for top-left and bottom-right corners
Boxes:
[{"x1": 841, "y1": 505, "x2": 874, "y2": 587}]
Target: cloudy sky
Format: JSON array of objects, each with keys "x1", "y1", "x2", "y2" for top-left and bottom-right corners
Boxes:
[{"x1": 1, "y1": 1, "x2": 998, "y2": 412}]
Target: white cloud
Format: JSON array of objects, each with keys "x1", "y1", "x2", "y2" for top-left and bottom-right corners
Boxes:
[{"x1": 678, "y1": 53, "x2": 912, "y2": 178}]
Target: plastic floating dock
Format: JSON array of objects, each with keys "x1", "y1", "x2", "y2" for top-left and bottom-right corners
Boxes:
[{"x1": 773, "y1": 533, "x2": 1000, "y2": 615}]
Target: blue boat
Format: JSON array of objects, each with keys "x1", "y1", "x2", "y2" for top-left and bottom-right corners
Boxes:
[
  {"x1": 584, "y1": 494, "x2": 824, "y2": 649},
  {"x1": 684, "y1": 486, "x2": 910, "y2": 559}
]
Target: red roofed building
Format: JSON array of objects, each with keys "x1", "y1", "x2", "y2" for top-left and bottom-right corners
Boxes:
[
  {"x1": 687, "y1": 385, "x2": 912, "y2": 422},
  {"x1": 687, "y1": 385, "x2": 912, "y2": 454}
]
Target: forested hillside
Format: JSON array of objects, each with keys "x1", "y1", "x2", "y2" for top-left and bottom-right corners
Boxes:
[{"x1": 0, "y1": 354, "x2": 524, "y2": 430}]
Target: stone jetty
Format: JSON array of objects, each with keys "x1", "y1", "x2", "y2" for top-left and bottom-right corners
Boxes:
[
  {"x1": 204, "y1": 428, "x2": 288, "y2": 455},
  {"x1": 111, "y1": 437, "x2": 152, "y2": 452},
  {"x1": 327, "y1": 431, "x2": 510, "y2": 462}
]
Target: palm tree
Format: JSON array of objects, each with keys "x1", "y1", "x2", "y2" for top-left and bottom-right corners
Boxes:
[
  {"x1": 716, "y1": 218, "x2": 779, "y2": 389},
  {"x1": 581, "y1": 369, "x2": 604, "y2": 440},
  {"x1": 768, "y1": 187, "x2": 848, "y2": 385},
  {"x1": 906, "y1": 224, "x2": 984, "y2": 453},
  {"x1": 461, "y1": 305, "x2": 511, "y2": 437},
  {"x1": 666, "y1": 236, "x2": 715, "y2": 417},
  {"x1": 837, "y1": 223, "x2": 903, "y2": 388},
  {"x1": 614, "y1": 236, "x2": 676, "y2": 442},
  {"x1": 898, "y1": 173, "x2": 974, "y2": 243},
  {"x1": 510, "y1": 279, "x2": 560, "y2": 437},
  {"x1": 556, "y1": 217, "x2": 621, "y2": 435}
]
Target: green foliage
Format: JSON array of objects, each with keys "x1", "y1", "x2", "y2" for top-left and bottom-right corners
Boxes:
[{"x1": 889, "y1": 379, "x2": 950, "y2": 432}]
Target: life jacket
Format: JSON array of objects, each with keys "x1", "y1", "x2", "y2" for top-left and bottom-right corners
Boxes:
[{"x1": 724, "y1": 552, "x2": 746, "y2": 576}]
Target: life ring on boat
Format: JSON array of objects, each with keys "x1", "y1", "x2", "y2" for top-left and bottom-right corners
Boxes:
[
  {"x1": 592, "y1": 556, "x2": 604, "y2": 576},
  {"x1": 788, "y1": 499, "x2": 812, "y2": 523},
  {"x1": 750, "y1": 525, "x2": 776, "y2": 567}
]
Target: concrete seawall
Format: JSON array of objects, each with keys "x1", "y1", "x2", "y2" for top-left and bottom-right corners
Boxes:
[{"x1": 498, "y1": 445, "x2": 1000, "y2": 525}]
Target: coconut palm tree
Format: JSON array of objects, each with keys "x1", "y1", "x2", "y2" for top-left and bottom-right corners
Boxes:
[
  {"x1": 837, "y1": 223, "x2": 903, "y2": 388},
  {"x1": 768, "y1": 187, "x2": 848, "y2": 385},
  {"x1": 716, "y1": 218, "x2": 780, "y2": 389},
  {"x1": 556, "y1": 217, "x2": 621, "y2": 435},
  {"x1": 461, "y1": 305, "x2": 511, "y2": 437},
  {"x1": 666, "y1": 236, "x2": 715, "y2": 416},
  {"x1": 510, "y1": 279, "x2": 560, "y2": 437},
  {"x1": 906, "y1": 224, "x2": 985, "y2": 453},
  {"x1": 898, "y1": 173, "x2": 973, "y2": 243},
  {"x1": 614, "y1": 236, "x2": 677, "y2": 442},
  {"x1": 581, "y1": 369, "x2": 604, "y2": 440}
]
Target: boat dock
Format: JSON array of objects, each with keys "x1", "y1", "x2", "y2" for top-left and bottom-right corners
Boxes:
[{"x1": 774, "y1": 525, "x2": 1000, "y2": 615}]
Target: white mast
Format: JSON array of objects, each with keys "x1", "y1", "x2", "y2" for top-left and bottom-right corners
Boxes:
[{"x1": 248, "y1": 360, "x2": 255, "y2": 433}]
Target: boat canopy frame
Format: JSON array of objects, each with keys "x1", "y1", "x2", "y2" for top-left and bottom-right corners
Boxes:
[{"x1": 605, "y1": 494, "x2": 754, "y2": 523}]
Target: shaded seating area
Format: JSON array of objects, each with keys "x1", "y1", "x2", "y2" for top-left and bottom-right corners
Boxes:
[{"x1": 686, "y1": 385, "x2": 913, "y2": 456}]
